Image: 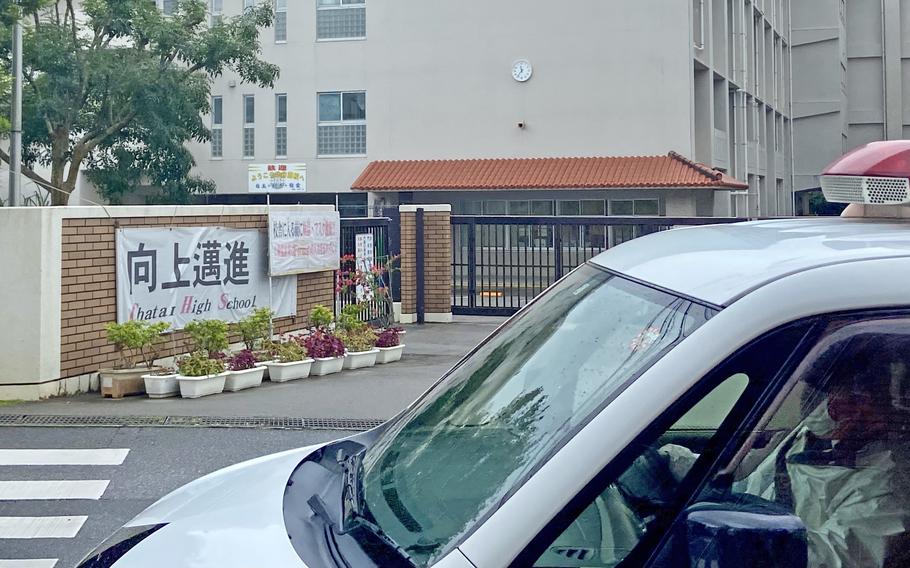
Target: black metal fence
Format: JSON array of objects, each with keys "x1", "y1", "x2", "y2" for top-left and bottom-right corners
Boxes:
[
  {"x1": 338, "y1": 217, "x2": 394, "y2": 322},
  {"x1": 451, "y1": 216, "x2": 744, "y2": 316}
]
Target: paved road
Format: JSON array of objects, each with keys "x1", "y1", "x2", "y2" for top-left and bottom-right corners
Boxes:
[{"x1": 0, "y1": 427, "x2": 345, "y2": 568}]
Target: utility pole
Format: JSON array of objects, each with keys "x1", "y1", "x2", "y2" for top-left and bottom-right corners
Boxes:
[{"x1": 8, "y1": 3, "x2": 22, "y2": 207}]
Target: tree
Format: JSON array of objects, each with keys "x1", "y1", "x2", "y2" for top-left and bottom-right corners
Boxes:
[{"x1": 0, "y1": 0, "x2": 278, "y2": 205}]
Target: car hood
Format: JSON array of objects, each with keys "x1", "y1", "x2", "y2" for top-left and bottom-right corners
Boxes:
[{"x1": 114, "y1": 444, "x2": 325, "y2": 568}]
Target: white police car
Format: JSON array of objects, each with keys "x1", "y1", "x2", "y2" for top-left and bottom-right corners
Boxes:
[{"x1": 80, "y1": 142, "x2": 910, "y2": 568}]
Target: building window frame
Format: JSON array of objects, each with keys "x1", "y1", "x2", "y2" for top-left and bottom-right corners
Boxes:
[
  {"x1": 317, "y1": 90, "x2": 366, "y2": 157},
  {"x1": 211, "y1": 95, "x2": 223, "y2": 160},
  {"x1": 210, "y1": 0, "x2": 223, "y2": 26},
  {"x1": 275, "y1": 93, "x2": 288, "y2": 159},
  {"x1": 275, "y1": 0, "x2": 288, "y2": 43},
  {"x1": 316, "y1": 0, "x2": 367, "y2": 42},
  {"x1": 242, "y1": 94, "x2": 255, "y2": 160}
]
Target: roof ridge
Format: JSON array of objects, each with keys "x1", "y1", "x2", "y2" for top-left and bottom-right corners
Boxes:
[{"x1": 667, "y1": 151, "x2": 723, "y2": 182}]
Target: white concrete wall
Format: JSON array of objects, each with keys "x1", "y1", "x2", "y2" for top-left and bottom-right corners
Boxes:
[{"x1": 188, "y1": 0, "x2": 694, "y2": 197}]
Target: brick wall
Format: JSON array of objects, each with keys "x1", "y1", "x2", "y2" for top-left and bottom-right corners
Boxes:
[
  {"x1": 400, "y1": 208, "x2": 452, "y2": 317},
  {"x1": 60, "y1": 215, "x2": 334, "y2": 378}
]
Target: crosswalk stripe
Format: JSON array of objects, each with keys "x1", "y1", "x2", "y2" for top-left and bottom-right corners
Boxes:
[
  {"x1": 0, "y1": 516, "x2": 87, "y2": 539},
  {"x1": 0, "y1": 449, "x2": 129, "y2": 466},
  {"x1": 0, "y1": 480, "x2": 110, "y2": 501},
  {"x1": 0, "y1": 560, "x2": 59, "y2": 568}
]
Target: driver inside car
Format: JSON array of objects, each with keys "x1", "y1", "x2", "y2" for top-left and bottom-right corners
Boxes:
[{"x1": 735, "y1": 351, "x2": 910, "y2": 568}]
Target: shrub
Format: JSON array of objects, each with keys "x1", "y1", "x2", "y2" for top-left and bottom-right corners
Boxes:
[
  {"x1": 376, "y1": 328, "x2": 401, "y2": 349},
  {"x1": 177, "y1": 351, "x2": 226, "y2": 377},
  {"x1": 338, "y1": 327, "x2": 378, "y2": 353},
  {"x1": 302, "y1": 330, "x2": 345, "y2": 359},
  {"x1": 184, "y1": 319, "x2": 229, "y2": 357},
  {"x1": 275, "y1": 341, "x2": 308, "y2": 363},
  {"x1": 105, "y1": 320, "x2": 171, "y2": 369},
  {"x1": 337, "y1": 303, "x2": 367, "y2": 334},
  {"x1": 236, "y1": 308, "x2": 274, "y2": 351},
  {"x1": 228, "y1": 350, "x2": 258, "y2": 372},
  {"x1": 309, "y1": 305, "x2": 334, "y2": 330}
]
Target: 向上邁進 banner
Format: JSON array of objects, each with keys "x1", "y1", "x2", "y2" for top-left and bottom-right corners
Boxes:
[
  {"x1": 268, "y1": 210, "x2": 340, "y2": 276},
  {"x1": 116, "y1": 227, "x2": 297, "y2": 329}
]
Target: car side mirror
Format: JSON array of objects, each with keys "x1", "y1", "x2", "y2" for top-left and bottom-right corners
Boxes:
[{"x1": 684, "y1": 500, "x2": 808, "y2": 568}]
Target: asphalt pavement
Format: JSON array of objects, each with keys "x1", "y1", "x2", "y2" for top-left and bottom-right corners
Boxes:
[{"x1": 0, "y1": 427, "x2": 346, "y2": 568}]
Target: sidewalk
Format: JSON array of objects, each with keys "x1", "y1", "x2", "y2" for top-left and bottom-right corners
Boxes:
[{"x1": 0, "y1": 317, "x2": 505, "y2": 422}]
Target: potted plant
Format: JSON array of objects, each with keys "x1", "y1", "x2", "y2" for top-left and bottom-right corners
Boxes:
[
  {"x1": 339, "y1": 327, "x2": 379, "y2": 370},
  {"x1": 309, "y1": 304, "x2": 334, "y2": 330},
  {"x1": 142, "y1": 366, "x2": 180, "y2": 399},
  {"x1": 265, "y1": 341, "x2": 314, "y2": 383},
  {"x1": 237, "y1": 308, "x2": 274, "y2": 351},
  {"x1": 302, "y1": 330, "x2": 346, "y2": 376},
  {"x1": 101, "y1": 320, "x2": 170, "y2": 398},
  {"x1": 224, "y1": 349, "x2": 266, "y2": 392},
  {"x1": 176, "y1": 351, "x2": 228, "y2": 398},
  {"x1": 375, "y1": 328, "x2": 406, "y2": 364},
  {"x1": 183, "y1": 319, "x2": 230, "y2": 358}
]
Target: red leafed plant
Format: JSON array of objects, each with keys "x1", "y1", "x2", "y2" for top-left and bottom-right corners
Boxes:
[
  {"x1": 228, "y1": 349, "x2": 258, "y2": 371},
  {"x1": 301, "y1": 330, "x2": 345, "y2": 359},
  {"x1": 376, "y1": 328, "x2": 401, "y2": 348}
]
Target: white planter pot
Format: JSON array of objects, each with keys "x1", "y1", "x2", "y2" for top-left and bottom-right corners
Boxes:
[
  {"x1": 375, "y1": 344, "x2": 405, "y2": 364},
  {"x1": 142, "y1": 374, "x2": 179, "y2": 399},
  {"x1": 343, "y1": 349, "x2": 380, "y2": 370},
  {"x1": 177, "y1": 372, "x2": 228, "y2": 399},
  {"x1": 224, "y1": 366, "x2": 266, "y2": 392},
  {"x1": 254, "y1": 360, "x2": 277, "y2": 380},
  {"x1": 311, "y1": 356, "x2": 345, "y2": 376},
  {"x1": 265, "y1": 359, "x2": 314, "y2": 383}
]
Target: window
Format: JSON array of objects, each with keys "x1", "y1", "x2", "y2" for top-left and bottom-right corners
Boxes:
[
  {"x1": 526, "y1": 322, "x2": 813, "y2": 568},
  {"x1": 211, "y1": 96, "x2": 223, "y2": 159},
  {"x1": 275, "y1": 94, "x2": 287, "y2": 158},
  {"x1": 317, "y1": 0, "x2": 366, "y2": 40},
  {"x1": 649, "y1": 317, "x2": 910, "y2": 568},
  {"x1": 243, "y1": 0, "x2": 256, "y2": 11},
  {"x1": 693, "y1": 0, "x2": 705, "y2": 49},
  {"x1": 242, "y1": 95, "x2": 255, "y2": 159},
  {"x1": 162, "y1": 0, "x2": 176, "y2": 15},
  {"x1": 317, "y1": 91, "x2": 366, "y2": 156},
  {"x1": 358, "y1": 266, "x2": 716, "y2": 567},
  {"x1": 210, "y1": 0, "x2": 223, "y2": 25},
  {"x1": 483, "y1": 200, "x2": 507, "y2": 215},
  {"x1": 274, "y1": 0, "x2": 287, "y2": 42},
  {"x1": 608, "y1": 199, "x2": 661, "y2": 247}
]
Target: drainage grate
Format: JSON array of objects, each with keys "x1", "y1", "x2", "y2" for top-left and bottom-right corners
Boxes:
[{"x1": 0, "y1": 414, "x2": 383, "y2": 431}]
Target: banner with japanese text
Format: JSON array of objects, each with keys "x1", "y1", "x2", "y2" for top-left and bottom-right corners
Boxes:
[
  {"x1": 268, "y1": 210, "x2": 340, "y2": 276},
  {"x1": 116, "y1": 227, "x2": 297, "y2": 329},
  {"x1": 248, "y1": 164, "x2": 306, "y2": 193}
]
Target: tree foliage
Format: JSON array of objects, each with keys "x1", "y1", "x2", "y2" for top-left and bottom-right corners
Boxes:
[{"x1": 0, "y1": 0, "x2": 278, "y2": 205}]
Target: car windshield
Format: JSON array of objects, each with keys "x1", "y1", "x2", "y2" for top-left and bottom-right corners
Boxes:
[{"x1": 358, "y1": 264, "x2": 716, "y2": 566}]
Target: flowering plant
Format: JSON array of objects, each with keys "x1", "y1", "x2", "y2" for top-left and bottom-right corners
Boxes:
[
  {"x1": 336, "y1": 254, "x2": 400, "y2": 301},
  {"x1": 338, "y1": 327, "x2": 378, "y2": 353},
  {"x1": 376, "y1": 328, "x2": 402, "y2": 348},
  {"x1": 228, "y1": 349, "x2": 258, "y2": 371},
  {"x1": 302, "y1": 330, "x2": 345, "y2": 359}
]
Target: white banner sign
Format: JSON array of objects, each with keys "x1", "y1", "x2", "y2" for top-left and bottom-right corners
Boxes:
[
  {"x1": 116, "y1": 227, "x2": 297, "y2": 329},
  {"x1": 268, "y1": 211, "x2": 341, "y2": 276},
  {"x1": 355, "y1": 233, "x2": 375, "y2": 302},
  {"x1": 248, "y1": 163, "x2": 307, "y2": 193}
]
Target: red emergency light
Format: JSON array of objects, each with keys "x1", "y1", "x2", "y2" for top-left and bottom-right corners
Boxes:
[{"x1": 820, "y1": 141, "x2": 910, "y2": 205}]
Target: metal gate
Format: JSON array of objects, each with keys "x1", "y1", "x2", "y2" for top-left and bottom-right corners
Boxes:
[
  {"x1": 338, "y1": 217, "x2": 394, "y2": 322},
  {"x1": 451, "y1": 215, "x2": 743, "y2": 316}
]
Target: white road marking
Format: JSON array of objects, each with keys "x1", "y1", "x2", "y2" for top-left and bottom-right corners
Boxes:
[
  {"x1": 0, "y1": 516, "x2": 87, "y2": 539},
  {"x1": 0, "y1": 480, "x2": 110, "y2": 501},
  {"x1": 0, "y1": 449, "x2": 129, "y2": 466},
  {"x1": 0, "y1": 560, "x2": 59, "y2": 568}
]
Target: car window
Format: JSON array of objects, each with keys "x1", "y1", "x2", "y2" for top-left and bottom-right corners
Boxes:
[
  {"x1": 526, "y1": 323, "x2": 813, "y2": 568},
  {"x1": 357, "y1": 265, "x2": 716, "y2": 567},
  {"x1": 652, "y1": 317, "x2": 910, "y2": 568}
]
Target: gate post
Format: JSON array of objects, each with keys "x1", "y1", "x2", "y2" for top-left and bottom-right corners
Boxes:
[{"x1": 399, "y1": 205, "x2": 452, "y2": 324}]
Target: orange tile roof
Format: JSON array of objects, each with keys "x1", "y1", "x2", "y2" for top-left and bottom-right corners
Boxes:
[{"x1": 351, "y1": 152, "x2": 748, "y2": 192}]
